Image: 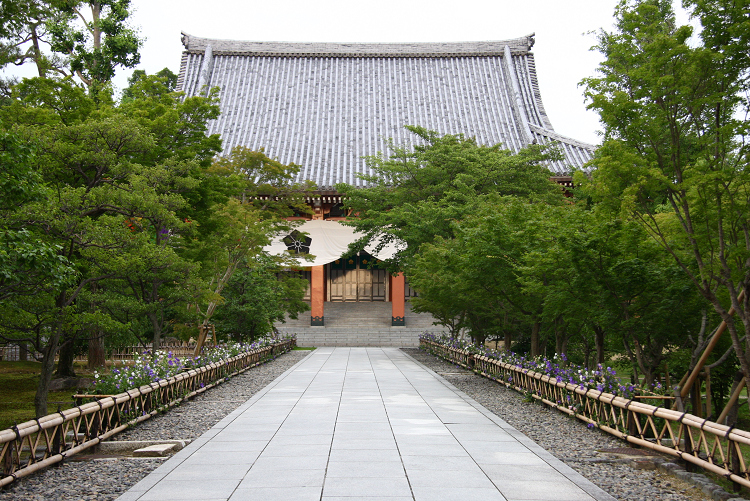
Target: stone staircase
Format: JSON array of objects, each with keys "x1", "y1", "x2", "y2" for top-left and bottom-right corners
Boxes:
[{"x1": 275, "y1": 302, "x2": 449, "y2": 347}]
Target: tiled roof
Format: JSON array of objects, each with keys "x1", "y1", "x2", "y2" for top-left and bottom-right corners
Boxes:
[{"x1": 178, "y1": 33, "x2": 596, "y2": 190}]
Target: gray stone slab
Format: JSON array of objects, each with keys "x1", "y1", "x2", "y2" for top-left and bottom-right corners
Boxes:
[
  {"x1": 397, "y1": 442, "x2": 469, "y2": 457},
  {"x1": 326, "y1": 460, "x2": 405, "y2": 478},
  {"x1": 407, "y1": 468, "x2": 496, "y2": 489},
  {"x1": 162, "y1": 463, "x2": 252, "y2": 481},
  {"x1": 229, "y1": 486, "x2": 322, "y2": 501},
  {"x1": 401, "y1": 454, "x2": 481, "y2": 471},
  {"x1": 496, "y1": 479, "x2": 589, "y2": 500},
  {"x1": 331, "y1": 438, "x2": 398, "y2": 450},
  {"x1": 268, "y1": 434, "x2": 332, "y2": 445},
  {"x1": 322, "y1": 476, "x2": 413, "y2": 497},
  {"x1": 323, "y1": 498, "x2": 413, "y2": 501},
  {"x1": 180, "y1": 450, "x2": 260, "y2": 465},
  {"x1": 328, "y1": 448, "x2": 402, "y2": 462},
  {"x1": 411, "y1": 486, "x2": 507, "y2": 501},
  {"x1": 480, "y1": 464, "x2": 568, "y2": 482},
  {"x1": 138, "y1": 479, "x2": 240, "y2": 501},
  {"x1": 196, "y1": 440, "x2": 270, "y2": 453},
  {"x1": 261, "y1": 442, "x2": 331, "y2": 457},
  {"x1": 250, "y1": 454, "x2": 330, "y2": 470},
  {"x1": 238, "y1": 468, "x2": 325, "y2": 488}
]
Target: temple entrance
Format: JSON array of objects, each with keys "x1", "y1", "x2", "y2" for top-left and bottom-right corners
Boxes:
[{"x1": 328, "y1": 252, "x2": 387, "y2": 302}]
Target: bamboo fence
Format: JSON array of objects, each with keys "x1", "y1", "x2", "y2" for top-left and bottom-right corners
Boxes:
[
  {"x1": 421, "y1": 338, "x2": 750, "y2": 489},
  {"x1": 0, "y1": 339, "x2": 295, "y2": 487}
]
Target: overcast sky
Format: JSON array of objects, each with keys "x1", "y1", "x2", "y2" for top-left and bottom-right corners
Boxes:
[{"x1": 5, "y1": 1, "x2": 693, "y2": 145}]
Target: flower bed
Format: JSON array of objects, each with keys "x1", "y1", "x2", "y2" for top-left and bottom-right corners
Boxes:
[
  {"x1": 91, "y1": 340, "x2": 284, "y2": 395},
  {"x1": 419, "y1": 332, "x2": 663, "y2": 399}
]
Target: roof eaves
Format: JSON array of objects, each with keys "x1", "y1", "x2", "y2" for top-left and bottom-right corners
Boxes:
[
  {"x1": 179, "y1": 32, "x2": 536, "y2": 57},
  {"x1": 529, "y1": 124, "x2": 597, "y2": 151}
]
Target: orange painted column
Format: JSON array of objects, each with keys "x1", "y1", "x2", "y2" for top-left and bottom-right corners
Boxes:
[
  {"x1": 391, "y1": 272, "x2": 405, "y2": 326},
  {"x1": 311, "y1": 265, "x2": 325, "y2": 326}
]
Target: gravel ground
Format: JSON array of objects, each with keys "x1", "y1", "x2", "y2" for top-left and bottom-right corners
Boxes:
[
  {"x1": 0, "y1": 349, "x2": 310, "y2": 501},
  {"x1": 403, "y1": 348, "x2": 745, "y2": 501}
]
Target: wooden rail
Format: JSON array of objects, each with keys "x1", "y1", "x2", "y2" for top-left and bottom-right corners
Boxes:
[
  {"x1": 421, "y1": 339, "x2": 750, "y2": 489},
  {"x1": 0, "y1": 339, "x2": 295, "y2": 487}
]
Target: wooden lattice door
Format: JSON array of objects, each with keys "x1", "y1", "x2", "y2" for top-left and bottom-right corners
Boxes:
[{"x1": 328, "y1": 253, "x2": 386, "y2": 302}]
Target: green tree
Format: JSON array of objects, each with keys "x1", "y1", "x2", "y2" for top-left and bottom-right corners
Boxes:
[
  {"x1": 0, "y1": 130, "x2": 75, "y2": 302},
  {"x1": 120, "y1": 67, "x2": 177, "y2": 103},
  {"x1": 0, "y1": 71, "x2": 222, "y2": 416},
  {"x1": 213, "y1": 255, "x2": 309, "y2": 343},
  {"x1": 0, "y1": 0, "x2": 141, "y2": 91},
  {"x1": 582, "y1": 0, "x2": 750, "y2": 392},
  {"x1": 46, "y1": 0, "x2": 141, "y2": 89},
  {"x1": 555, "y1": 207, "x2": 703, "y2": 385},
  {"x1": 336, "y1": 126, "x2": 564, "y2": 273},
  {"x1": 189, "y1": 145, "x2": 313, "y2": 343}
]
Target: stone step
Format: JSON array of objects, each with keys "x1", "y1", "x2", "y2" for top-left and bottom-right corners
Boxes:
[{"x1": 275, "y1": 301, "x2": 448, "y2": 347}]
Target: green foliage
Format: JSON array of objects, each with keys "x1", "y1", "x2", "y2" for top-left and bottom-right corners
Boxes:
[
  {"x1": 0, "y1": 70, "x2": 225, "y2": 416},
  {"x1": 0, "y1": 130, "x2": 75, "y2": 302},
  {"x1": 46, "y1": 0, "x2": 141, "y2": 87},
  {"x1": 212, "y1": 256, "x2": 310, "y2": 343},
  {"x1": 337, "y1": 126, "x2": 564, "y2": 273},
  {"x1": 0, "y1": 77, "x2": 95, "y2": 126},
  {"x1": 0, "y1": 0, "x2": 57, "y2": 73},
  {"x1": 121, "y1": 67, "x2": 177, "y2": 103}
]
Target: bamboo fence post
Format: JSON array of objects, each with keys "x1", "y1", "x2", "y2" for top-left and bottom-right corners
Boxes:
[
  {"x1": 704, "y1": 368, "x2": 712, "y2": 419},
  {"x1": 678, "y1": 290, "x2": 745, "y2": 406},
  {"x1": 717, "y1": 376, "x2": 746, "y2": 425}
]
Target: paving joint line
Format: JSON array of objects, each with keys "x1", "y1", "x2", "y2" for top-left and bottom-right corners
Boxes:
[
  {"x1": 368, "y1": 347, "x2": 417, "y2": 501},
  {"x1": 381, "y1": 348, "x2": 504, "y2": 497},
  {"x1": 320, "y1": 347, "x2": 349, "y2": 501}
]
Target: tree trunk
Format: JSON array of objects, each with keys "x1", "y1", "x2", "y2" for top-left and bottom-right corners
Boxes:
[
  {"x1": 30, "y1": 24, "x2": 45, "y2": 78},
  {"x1": 530, "y1": 321, "x2": 541, "y2": 358},
  {"x1": 88, "y1": 331, "x2": 106, "y2": 369},
  {"x1": 503, "y1": 330, "x2": 512, "y2": 352},
  {"x1": 19, "y1": 342, "x2": 28, "y2": 362},
  {"x1": 55, "y1": 338, "x2": 76, "y2": 378},
  {"x1": 34, "y1": 332, "x2": 61, "y2": 418},
  {"x1": 583, "y1": 342, "x2": 591, "y2": 370},
  {"x1": 554, "y1": 318, "x2": 564, "y2": 356},
  {"x1": 150, "y1": 313, "x2": 162, "y2": 352},
  {"x1": 594, "y1": 325, "x2": 605, "y2": 365}
]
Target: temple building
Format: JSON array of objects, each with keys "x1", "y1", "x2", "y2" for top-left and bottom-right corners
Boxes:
[{"x1": 176, "y1": 33, "x2": 596, "y2": 346}]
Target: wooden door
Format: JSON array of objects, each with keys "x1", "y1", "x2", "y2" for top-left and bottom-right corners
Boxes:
[{"x1": 328, "y1": 254, "x2": 387, "y2": 302}]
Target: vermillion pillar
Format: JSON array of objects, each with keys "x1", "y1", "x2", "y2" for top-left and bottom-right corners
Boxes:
[
  {"x1": 311, "y1": 265, "x2": 325, "y2": 326},
  {"x1": 392, "y1": 272, "x2": 405, "y2": 326}
]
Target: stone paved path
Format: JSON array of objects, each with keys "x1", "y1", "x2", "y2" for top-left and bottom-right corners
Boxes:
[{"x1": 116, "y1": 348, "x2": 616, "y2": 501}]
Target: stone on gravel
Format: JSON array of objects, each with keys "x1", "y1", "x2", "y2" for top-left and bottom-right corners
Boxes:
[{"x1": 132, "y1": 444, "x2": 176, "y2": 457}]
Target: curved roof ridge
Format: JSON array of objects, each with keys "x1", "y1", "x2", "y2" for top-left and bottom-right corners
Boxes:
[
  {"x1": 528, "y1": 123, "x2": 597, "y2": 151},
  {"x1": 179, "y1": 32, "x2": 536, "y2": 57}
]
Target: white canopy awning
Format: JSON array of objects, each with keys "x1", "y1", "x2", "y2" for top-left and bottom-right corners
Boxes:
[{"x1": 264, "y1": 220, "x2": 403, "y2": 267}]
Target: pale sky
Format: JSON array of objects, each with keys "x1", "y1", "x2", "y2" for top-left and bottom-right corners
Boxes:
[{"x1": 5, "y1": 1, "x2": 693, "y2": 145}]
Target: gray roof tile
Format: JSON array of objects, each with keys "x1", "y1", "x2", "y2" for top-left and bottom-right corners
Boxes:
[{"x1": 178, "y1": 35, "x2": 596, "y2": 189}]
